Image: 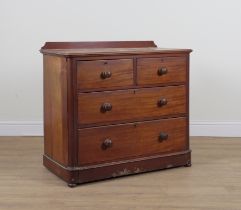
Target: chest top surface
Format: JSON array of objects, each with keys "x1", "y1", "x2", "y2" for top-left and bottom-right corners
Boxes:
[{"x1": 40, "y1": 41, "x2": 192, "y2": 57}]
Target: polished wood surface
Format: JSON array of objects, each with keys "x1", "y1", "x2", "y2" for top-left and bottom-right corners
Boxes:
[
  {"x1": 43, "y1": 55, "x2": 69, "y2": 166},
  {"x1": 41, "y1": 41, "x2": 191, "y2": 185},
  {"x1": 1, "y1": 137, "x2": 241, "y2": 210},
  {"x1": 41, "y1": 47, "x2": 192, "y2": 57},
  {"x1": 78, "y1": 117, "x2": 187, "y2": 165},
  {"x1": 41, "y1": 41, "x2": 157, "y2": 49},
  {"x1": 78, "y1": 85, "x2": 186, "y2": 125},
  {"x1": 137, "y1": 56, "x2": 187, "y2": 85},
  {"x1": 77, "y1": 59, "x2": 133, "y2": 90}
]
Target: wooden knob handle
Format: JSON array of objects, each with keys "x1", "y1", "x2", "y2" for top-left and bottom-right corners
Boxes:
[
  {"x1": 159, "y1": 132, "x2": 168, "y2": 142},
  {"x1": 102, "y1": 139, "x2": 112, "y2": 150},
  {"x1": 157, "y1": 67, "x2": 168, "y2": 76},
  {"x1": 100, "y1": 103, "x2": 112, "y2": 112},
  {"x1": 100, "y1": 71, "x2": 112, "y2": 79},
  {"x1": 157, "y1": 98, "x2": 168, "y2": 107}
]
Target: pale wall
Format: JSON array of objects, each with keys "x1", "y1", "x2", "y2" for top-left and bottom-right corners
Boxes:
[{"x1": 1, "y1": 0, "x2": 241, "y2": 136}]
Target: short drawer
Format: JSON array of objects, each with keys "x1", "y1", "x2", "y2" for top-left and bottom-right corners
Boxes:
[
  {"x1": 78, "y1": 117, "x2": 187, "y2": 165},
  {"x1": 78, "y1": 85, "x2": 186, "y2": 125},
  {"x1": 137, "y1": 56, "x2": 186, "y2": 85},
  {"x1": 77, "y1": 59, "x2": 134, "y2": 90}
]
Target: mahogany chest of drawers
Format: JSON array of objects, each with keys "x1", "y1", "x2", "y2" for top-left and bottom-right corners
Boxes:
[{"x1": 40, "y1": 41, "x2": 192, "y2": 187}]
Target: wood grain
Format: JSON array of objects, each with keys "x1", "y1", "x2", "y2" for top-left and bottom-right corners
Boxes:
[
  {"x1": 40, "y1": 47, "x2": 192, "y2": 57},
  {"x1": 78, "y1": 117, "x2": 187, "y2": 165},
  {"x1": 137, "y1": 56, "x2": 186, "y2": 85},
  {"x1": 77, "y1": 59, "x2": 134, "y2": 90},
  {"x1": 41, "y1": 41, "x2": 157, "y2": 49},
  {"x1": 78, "y1": 86, "x2": 186, "y2": 125},
  {"x1": 41, "y1": 41, "x2": 191, "y2": 185},
  {"x1": 43, "y1": 55, "x2": 68, "y2": 166},
  {"x1": 40, "y1": 41, "x2": 192, "y2": 57},
  {"x1": 1, "y1": 137, "x2": 241, "y2": 210}
]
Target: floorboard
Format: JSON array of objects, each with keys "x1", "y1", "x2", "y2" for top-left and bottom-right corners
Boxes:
[{"x1": 0, "y1": 136, "x2": 241, "y2": 210}]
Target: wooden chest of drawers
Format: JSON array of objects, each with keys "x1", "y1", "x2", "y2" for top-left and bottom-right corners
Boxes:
[{"x1": 40, "y1": 41, "x2": 192, "y2": 187}]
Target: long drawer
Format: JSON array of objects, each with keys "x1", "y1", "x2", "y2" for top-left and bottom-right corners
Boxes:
[
  {"x1": 78, "y1": 117, "x2": 187, "y2": 165},
  {"x1": 78, "y1": 85, "x2": 186, "y2": 125}
]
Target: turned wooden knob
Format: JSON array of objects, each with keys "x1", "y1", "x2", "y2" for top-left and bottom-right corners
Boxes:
[
  {"x1": 102, "y1": 139, "x2": 112, "y2": 150},
  {"x1": 159, "y1": 132, "x2": 168, "y2": 142},
  {"x1": 157, "y1": 67, "x2": 168, "y2": 76},
  {"x1": 100, "y1": 103, "x2": 112, "y2": 112},
  {"x1": 100, "y1": 71, "x2": 112, "y2": 79},
  {"x1": 157, "y1": 98, "x2": 168, "y2": 107}
]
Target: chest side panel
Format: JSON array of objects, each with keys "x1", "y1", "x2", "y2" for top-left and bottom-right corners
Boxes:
[{"x1": 43, "y1": 55, "x2": 69, "y2": 166}]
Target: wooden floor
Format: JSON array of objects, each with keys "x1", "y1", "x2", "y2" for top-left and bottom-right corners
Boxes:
[{"x1": 1, "y1": 137, "x2": 241, "y2": 210}]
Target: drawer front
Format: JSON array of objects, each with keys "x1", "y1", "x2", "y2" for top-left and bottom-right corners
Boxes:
[
  {"x1": 137, "y1": 56, "x2": 186, "y2": 85},
  {"x1": 77, "y1": 59, "x2": 134, "y2": 90},
  {"x1": 78, "y1": 117, "x2": 187, "y2": 165},
  {"x1": 78, "y1": 85, "x2": 186, "y2": 125}
]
